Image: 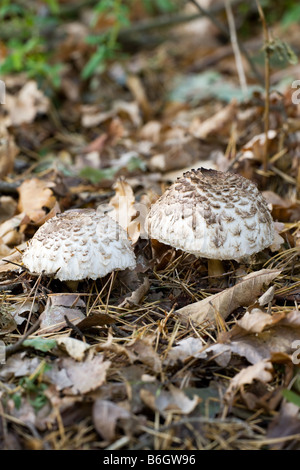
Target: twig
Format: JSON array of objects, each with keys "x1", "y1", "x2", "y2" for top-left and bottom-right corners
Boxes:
[
  {"x1": 64, "y1": 315, "x2": 85, "y2": 339},
  {"x1": 189, "y1": 0, "x2": 264, "y2": 86},
  {"x1": 256, "y1": 0, "x2": 270, "y2": 176},
  {"x1": 224, "y1": 0, "x2": 248, "y2": 96},
  {"x1": 5, "y1": 317, "x2": 41, "y2": 358}
]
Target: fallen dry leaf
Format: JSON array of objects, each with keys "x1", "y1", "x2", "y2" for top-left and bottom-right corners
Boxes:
[
  {"x1": 127, "y1": 336, "x2": 161, "y2": 373},
  {"x1": 0, "y1": 196, "x2": 17, "y2": 223},
  {"x1": 176, "y1": 268, "x2": 282, "y2": 326},
  {"x1": 5, "y1": 80, "x2": 49, "y2": 126},
  {"x1": 0, "y1": 242, "x2": 26, "y2": 273},
  {"x1": 224, "y1": 359, "x2": 274, "y2": 404},
  {"x1": 240, "y1": 130, "x2": 277, "y2": 162},
  {"x1": 266, "y1": 401, "x2": 300, "y2": 450},
  {"x1": 39, "y1": 296, "x2": 86, "y2": 333},
  {"x1": 236, "y1": 308, "x2": 285, "y2": 333},
  {"x1": 61, "y1": 355, "x2": 111, "y2": 395},
  {"x1": 183, "y1": 308, "x2": 300, "y2": 367},
  {"x1": 0, "y1": 122, "x2": 19, "y2": 178},
  {"x1": 0, "y1": 354, "x2": 41, "y2": 380},
  {"x1": 140, "y1": 384, "x2": 199, "y2": 416},
  {"x1": 118, "y1": 276, "x2": 150, "y2": 308},
  {"x1": 56, "y1": 337, "x2": 90, "y2": 361},
  {"x1": 0, "y1": 213, "x2": 26, "y2": 246},
  {"x1": 108, "y1": 179, "x2": 149, "y2": 243},
  {"x1": 262, "y1": 190, "x2": 300, "y2": 223},
  {"x1": 76, "y1": 311, "x2": 115, "y2": 330},
  {"x1": 17, "y1": 178, "x2": 59, "y2": 225},
  {"x1": 81, "y1": 100, "x2": 141, "y2": 128},
  {"x1": 0, "y1": 240, "x2": 11, "y2": 257},
  {"x1": 190, "y1": 99, "x2": 238, "y2": 139},
  {"x1": 93, "y1": 399, "x2": 130, "y2": 442},
  {"x1": 108, "y1": 179, "x2": 138, "y2": 239},
  {"x1": 164, "y1": 336, "x2": 206, "y2": 366}
]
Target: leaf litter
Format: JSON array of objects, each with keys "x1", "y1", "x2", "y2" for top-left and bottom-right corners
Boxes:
[{"x1": 0, "y1": 1, "x2": 300, "y2": 451}]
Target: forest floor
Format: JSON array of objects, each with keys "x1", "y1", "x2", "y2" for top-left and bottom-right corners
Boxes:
[{"x1": 0, "y1": 1, "x2": 300, "y2": 450}]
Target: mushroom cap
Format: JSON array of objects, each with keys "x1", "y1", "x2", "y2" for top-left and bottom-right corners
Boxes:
[
  {"x1": 145, "y1": 168, "x2": 275, "y2": 261},
  {"x1": 22, "y1": 209, "x2": 136, "y2": 281}
]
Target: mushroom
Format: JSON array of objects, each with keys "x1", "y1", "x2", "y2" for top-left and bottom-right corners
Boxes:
[
  {"x1": 145, "y1": 168, "x2": 275, "y2": 276},
  {"x1": 22, "y1": 209, "x2": 136, "y2": 283}
]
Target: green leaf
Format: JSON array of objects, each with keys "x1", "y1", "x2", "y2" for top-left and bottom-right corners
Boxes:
[
  {"x1": 44, "y1": 0, "x2": 60, "y2": 14},
  {"x1": 80, "y1": 166, "x2": 118, "y2": 183},
  {"x1": 23, "y1": 338, "x2": 57, "y2": 352},
  {"x1": 282, "y1": 389, "x2": 300, "y2": 408},
  {"x1": 127, "y1": 155, "x2": 147, "y2": 172},
  {"x1": 11, "y1": 393, "x2": 22, "y2": 410},
  {"x1": 29, "y1": 388, "x2": 48, "y2": 412},
  {"x1": 81, "y1": 45, "x2": 107, "y2": 79},
  {"x1": 268, "y1": 37, "x2": 298, "y2": 66},
  {"x1": 281, "y1": 4, "x2": 300, "y2": 29}
]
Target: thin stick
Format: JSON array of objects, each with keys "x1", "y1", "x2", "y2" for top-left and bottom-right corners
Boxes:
[
  {"x1": 189, "y1": 0, "x2": 264, "y2": 85},
  {"x1": 5, "y1": 317, "x2": 41, "y2": 358},
  {"x1": 225, "y1": 0, "x2": 248, "y2": 96},
  {"x1": 256, "y1": 0, "x2": 270, "y2": 175}
]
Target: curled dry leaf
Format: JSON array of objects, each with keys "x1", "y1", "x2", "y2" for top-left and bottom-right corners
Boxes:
[
  {"x1": 0, "y1": 354, "x2": 41, "y2": 380},
  {"x1": 5, "y1": 80, "x2": 49, "y2": 126},
  {"x1": 93, "y1": 399, "x2": 130, "y2": 442},
  {"x1": 56, "y1": 337, "x2": 90, "y2": 361},
  {"x1": 0, "y1": 122, "x2": 19, "y2": 178},
  {"x1": 11, "y1": 299, "x2": 39, "y2": 325},
  {"x1": 118, "y1": 276, "x2": 150, "y2": 308},
  {"x1": 190, "y1": 99, "x2": 238, "y2": 139},
  {"x1": 17, "y1": 178, "x2": 59, "y2": 225},
  {"x1": 81, "y1": 100, "x2": 141, "y2": 128},
  {"x1": 236, "y1": 308, "x2": 284, "y2": 333},
  {"x1": 176, "y1": 268, "x2": 281, "y2": 326},
  {"x1": 262, "y1": 190, "x2": 300, "y2": 223},
  {"x1": 224, "y1": 359, "x2": 274, "y2": 404},
  {"x1": 127, "y1": 336, "x2": 161, "y2": 373},
  {"x1": 0, "y1": 213, "x2": 27, "y2": 247},
  {"x1": 140, "y1": 384, "x2": 199, "y2": 417},
  {"x1": 241, "y1": 130, "x2": 277, "y2": 162},
  {"x1": 0, "y1": 240, "x2": 11, "y2": 257},
  {"x1": 0, "y1": 196, "x2": 17, "y2": 223},
  {"x1": 185, "y1": 309, "x2": 300, "y2": 367},
  {"x1": 108, "y1": 179, "x2": 149, "y2": 243},
  {"x1": 266, "y1": 401, "x2": 300, "y2": 450},
  {"x1": 0, "y1": 241, "x2": 27, "y2": 273},
  {"x1": 76, "y1": 311, "x2": 115, "y2": 330},
  {"x1": 164, "y1": 337, "x2": 205, "y2": 366}
]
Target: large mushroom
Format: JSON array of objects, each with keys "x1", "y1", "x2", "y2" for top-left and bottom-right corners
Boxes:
[
  {"x1": 145, "y1": 168, "x2": 275, "y2": 276},
  {"x1": 22, "y1": 209, "x2": 136, "y2": 282}
]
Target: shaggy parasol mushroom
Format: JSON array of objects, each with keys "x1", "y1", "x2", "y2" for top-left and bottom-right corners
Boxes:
[
  {"x1": 22, "y1": 209, "x2": 136, "y2": 283},
  {"x1": 145, "y1": 168, "x2": 275, "y2": 276}
]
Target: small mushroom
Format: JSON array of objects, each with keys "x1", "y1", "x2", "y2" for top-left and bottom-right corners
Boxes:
[
  {"x1": 145, "y1": 168, "x2": 275, "y2": 276},
  {"x1": 22, "y1": 209, "x2": 136, "y2": 282}
]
